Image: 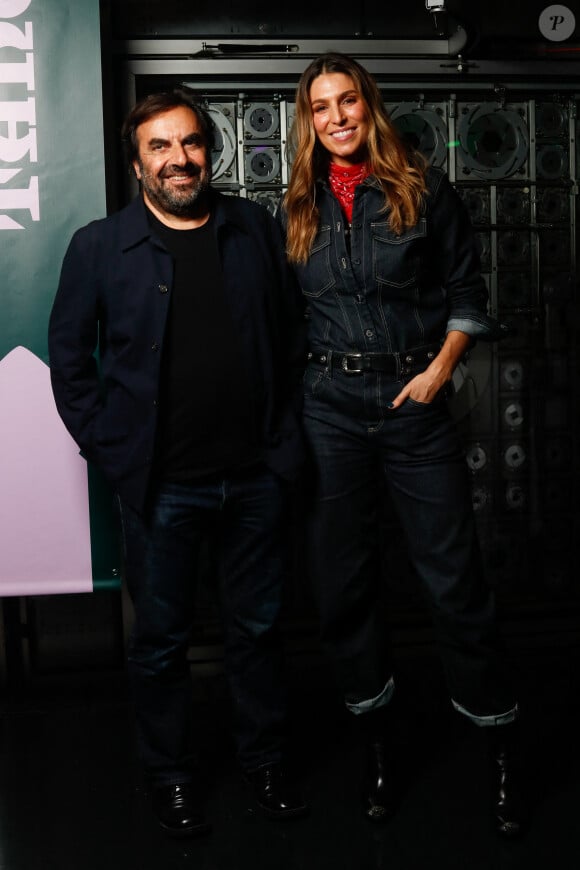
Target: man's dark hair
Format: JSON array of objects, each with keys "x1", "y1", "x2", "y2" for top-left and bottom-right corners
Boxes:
[{"x1": 121, "y1": 86, "x2": 215, "y2": 165}]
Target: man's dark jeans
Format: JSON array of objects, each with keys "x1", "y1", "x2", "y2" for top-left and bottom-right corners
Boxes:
[
  {"x1": 118, "y1": 466, "x2": 290, "y2": 785},
  {"x1": 302, "y1": 361, "x2": 517, "y2": 722}
]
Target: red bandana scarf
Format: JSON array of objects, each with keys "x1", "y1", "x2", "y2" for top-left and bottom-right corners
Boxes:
[{"x1": 328, "y1": 161, "x2": 370, "y2": 223}]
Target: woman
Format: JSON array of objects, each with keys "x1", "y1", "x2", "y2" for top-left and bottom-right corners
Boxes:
[{"x1": 279, "y1": 52, "x2": 524, "y2": 836}]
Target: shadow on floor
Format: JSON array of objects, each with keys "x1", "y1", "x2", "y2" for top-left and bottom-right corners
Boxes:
[{"x1": 0, "y1": 642, "x2": 579, "y2": 870}]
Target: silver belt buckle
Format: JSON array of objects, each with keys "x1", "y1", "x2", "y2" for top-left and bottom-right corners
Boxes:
[{"x1": 342, "y1": 353, "x2": 364, "y2": 374}]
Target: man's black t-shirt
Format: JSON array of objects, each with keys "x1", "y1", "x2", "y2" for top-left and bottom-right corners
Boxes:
[{"x1": 148, "y1": 210, "x2": 259, "y2": 482}]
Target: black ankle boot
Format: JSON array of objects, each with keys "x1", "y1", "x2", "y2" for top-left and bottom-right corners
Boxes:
[
  {"x1": 363, "y1": 738, "x2": 397, "y2": 821},
  {"x1": 244, "y1": 762, "x2": 310, "y2": 820},
  {"x1": 356, "y1": 707, "x2": 397, "y2": 822},
  {"x1": 486, "y1": 720, "x2": 526, "y2": 837}
]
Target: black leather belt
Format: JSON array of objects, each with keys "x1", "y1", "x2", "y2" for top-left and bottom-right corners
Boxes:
[{"x1": 307, "y1": 344, "x2": 440, "y2": 374}]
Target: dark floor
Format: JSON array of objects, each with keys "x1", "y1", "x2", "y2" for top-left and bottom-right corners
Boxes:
[{"x1": 0, "y1": 637, "x2": 579, "y2": 870}]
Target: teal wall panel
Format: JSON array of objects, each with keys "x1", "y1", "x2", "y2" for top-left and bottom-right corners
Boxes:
[{"x1": 1, "y1": 0, "x2": 119, "y2": 591}]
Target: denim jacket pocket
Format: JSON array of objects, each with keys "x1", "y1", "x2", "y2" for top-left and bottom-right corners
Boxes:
[
  {"x1": 296, "y1": 225, "x2": 335, "y2": 298},
  {"x1": 372, "y1": 218, "x2": 427, "y2": 291}
]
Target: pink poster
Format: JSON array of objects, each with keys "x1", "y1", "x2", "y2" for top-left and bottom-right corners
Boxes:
[{"x1": 0, "y1": 346, "x2": 93, "y2": 595}]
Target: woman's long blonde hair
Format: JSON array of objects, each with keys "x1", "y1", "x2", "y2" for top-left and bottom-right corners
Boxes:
[{"x1": 284, "y1": 52, "x2": 428, "y2": 264}]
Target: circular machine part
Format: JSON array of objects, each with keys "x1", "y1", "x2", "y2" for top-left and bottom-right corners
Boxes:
[
  {"x1": 503, "y1": 442, "x2": 526, "y2": 471},
  {"x1": 457, "y1": 103, "x2": 529, "y2": 179},
  {"x1": 535, "y1": 101, "x2": 569, "y2": 138},
  {"x1": 536, "y1": 144, "x2": 569, "y2": 180},
  {"x1": 505, "y1": 482, "x2": 526, "y2": 510},
  {"x1": 466, "y1": 443, "x2": 488, "y2": 473},
  {"x1": 497, "y1": 231, "x2": 530, "y2": 266},
  {"x1": 244, "y1": 146, "x2": 280, "y2": 184},
  {"x1": 536, "y1": 188, "x2": 569, "y2": 223},
  {"x1": 456, "y1": 187, "x2": 490, "y2": 225},
  {"x1": 502, "y1": 400, "x2": 525, "y2": 430},
  {"x1": 496, "y1": 187, "x2": 530, "y2": 224},
  {"x1": 243, "y1": 102, "x2": 280, "y2": 139},
  {"x1": 206, "y1": 105, "x2": 237, "y2": 181},
  {"x1": 388, "y1": 103, "x2": 448, "y2": 168},
  {"x1": 500, "y1": 358, "x2": 526, "y2": 390}
]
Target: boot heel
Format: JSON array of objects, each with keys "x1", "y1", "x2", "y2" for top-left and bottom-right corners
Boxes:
[
  {"x1": 487, "y1": 721, "x2": 526, "y2": 837},
  {"x1": 362, "y1": 739, "x2": 397, "y2": 822}
]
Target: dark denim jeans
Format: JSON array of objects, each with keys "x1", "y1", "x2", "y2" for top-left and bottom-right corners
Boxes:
[
  {"x1": 118, "y1": 466, "x2": 290, "y2": 785},
  {"x1": 303, "y1": 360, "x2": 517, "y2": 722}
]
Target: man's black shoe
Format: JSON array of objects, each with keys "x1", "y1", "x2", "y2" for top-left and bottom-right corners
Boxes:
[
  {"x1": 152, "y1": 783, "x2": 212, "y2": 838},
  {"x1": 244, "y1": 763, "x2": 309, "y2": 820}
]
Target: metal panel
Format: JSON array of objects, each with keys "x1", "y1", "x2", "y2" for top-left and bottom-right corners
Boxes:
[{"x1": 109, "y1": 44, "x2": 580, "y2": 623}]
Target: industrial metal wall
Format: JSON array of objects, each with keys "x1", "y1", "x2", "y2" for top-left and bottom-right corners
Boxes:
[
  {"x1": 2, "y1": 4, "x2": 578, "y2": 682},
  {"x1": 98, "y1": 47, "x2": 579, "y2": 662},
  {"x1": 131, "y1": 73, "x2": 576, "y2": 554},
  {"x1": 20, "y1": 0, "x2": 580, "y2": 673}
]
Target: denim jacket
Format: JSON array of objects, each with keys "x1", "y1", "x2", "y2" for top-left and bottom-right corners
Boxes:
[{"x1": 283, "y1": 166, "x2": 507, "y2": 354}]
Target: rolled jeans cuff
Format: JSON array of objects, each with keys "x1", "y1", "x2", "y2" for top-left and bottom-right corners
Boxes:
[
  {"x1": 451, "y1": 699, "x2": 519, "y2": 727},
  {"x1": 345, "y1": 676, "x2": 395, "y2": 716}
]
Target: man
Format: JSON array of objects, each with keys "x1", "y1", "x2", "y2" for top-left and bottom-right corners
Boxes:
[{"x1": 48, "y1": 87, "x2": 308, "y2": 837}]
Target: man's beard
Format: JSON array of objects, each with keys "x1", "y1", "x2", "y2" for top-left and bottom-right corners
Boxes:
[{"x1": 138, "y1": 160, "x2": 211, "y2": 216}]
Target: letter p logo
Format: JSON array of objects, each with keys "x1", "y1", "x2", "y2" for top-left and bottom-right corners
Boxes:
[{"x1": 538, "y1": 5, "x2": 576, "y2": 41}]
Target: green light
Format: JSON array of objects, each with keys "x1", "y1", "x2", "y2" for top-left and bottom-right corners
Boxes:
[{"x1": 447, "y1": 140, "x2": 460, "y2": 148}]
